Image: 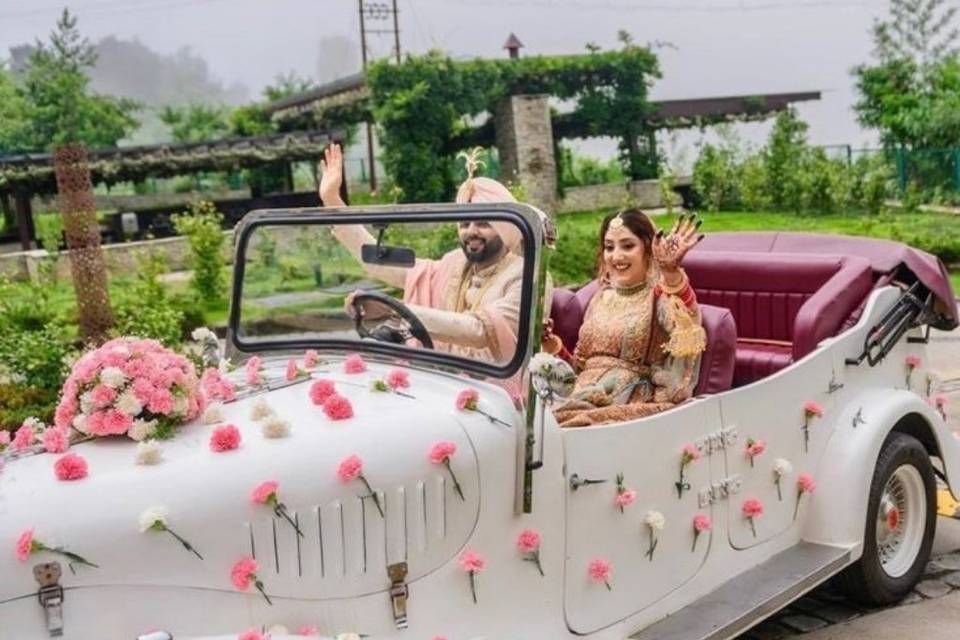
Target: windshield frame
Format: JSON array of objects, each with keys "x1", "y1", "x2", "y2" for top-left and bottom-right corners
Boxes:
[{"x1": 227, "y1": 203, "x2": 541, "y2": 380}]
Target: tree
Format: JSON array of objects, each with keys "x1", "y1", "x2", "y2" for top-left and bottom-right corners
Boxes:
[
  {"x1": 0, "y1": 64, "x2": 31, "y2": 153},
  {"x1": 19, "y1": 9, "x2": 139, "y2": 150},
  {"x1": 853, "y1": 0, "x2": 960, "y2": 148},
  {"x1": 159, "y1": 103, "x2": 231, "y2": 143},
  {"x1": 262, "y1": 71, "x2": 315, "y2": 102}
]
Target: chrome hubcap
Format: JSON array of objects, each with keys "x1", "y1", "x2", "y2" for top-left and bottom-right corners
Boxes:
[{"x1": 875, "y1": 464, "x2": 926, "y2": 578}]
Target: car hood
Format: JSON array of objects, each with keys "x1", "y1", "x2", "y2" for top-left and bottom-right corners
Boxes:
[{"x1": 0, "y1": 363, "x2": 515, "y2": 603}]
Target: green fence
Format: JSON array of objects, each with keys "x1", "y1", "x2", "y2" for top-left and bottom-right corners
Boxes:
[{"x1": 893, "y1": 147, "x2": 960, "y2": 197}]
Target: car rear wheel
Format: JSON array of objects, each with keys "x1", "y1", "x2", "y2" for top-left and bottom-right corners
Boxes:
[{"x1": 839, "y1": 432, "x2": 936, "y2": 605}]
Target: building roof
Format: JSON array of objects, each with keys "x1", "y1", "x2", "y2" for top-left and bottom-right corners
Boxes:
[{"x1": 0, "y1": 129, "x2": 345, "y2": 196}]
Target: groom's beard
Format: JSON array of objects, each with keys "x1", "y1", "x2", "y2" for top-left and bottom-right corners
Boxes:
[{"x1": 461, "y1": 234, "x2": 504, "y2": 264}]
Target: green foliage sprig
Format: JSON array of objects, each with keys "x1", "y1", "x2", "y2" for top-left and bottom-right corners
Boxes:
[{"x1": 172, "y1": 200, "x2": 226, "y2": 301}]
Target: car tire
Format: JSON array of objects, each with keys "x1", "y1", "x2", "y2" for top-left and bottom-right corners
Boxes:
[{"x1": 839, "y1": 431, "x2": 937, "y2": 605}]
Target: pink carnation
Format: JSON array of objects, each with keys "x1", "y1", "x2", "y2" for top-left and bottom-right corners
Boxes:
[
  {"x1": 516, "y1": 529, "x2": 541, "y2": 554},
  {"x1": 303, "y1": 349, "x2": 320, "y2": 368},
  {"x1": 343, "y1": 353, "x2": 367, "y2": 374},
  {"x1": 337, "y1": 455, "x2": 363, "y2": 482},
  {"x1": 742, "y1": 498, "x2": 764, "y2": 519},
  {"x1": 210, "y1": 424, "x2": 242, "y2": 452},
  {"x1": 238, "y1": 630, "x2": 269, "y2": 640},
  {"x1": 251, "y1": 480, "x2": 279, "y2": 504},
  {"x1": 682, "y1": 443, "x2": 702, "y2": 462},
  {"x1": 201, "y1": 368, "x2": 236, "y2": 402},
  {"x1": 386, "y1": 368, "x2": 410, "y2": 390},
  {"x1": 15, "y1": 528, "x2": 34, "y2": 561},
  {"x1": 934, "y1": 395, "x2": 947, "y2": 409},
  {"x1": 428, "y1": 441, "x2": 457, "y2": 465},
  {"x1": 286, "y1": 359, "x2": 299, "y2": 382},
  {"x1": 53, "y1": 399, "x2": 76, "y2": 430},
  {"x1": 42, "y1": 428, "x2": 69, "y2": 454},
  {"x1": 615, "y1": 488, "x2": 637, "y2": 508},
  {"x1": 323, "y1": 394, "x2": 354, "y2": 420},
  {"x1": 797, "y1": 473, "x2": 816, "y2": 494},
  {"x1": 297, "y1": 626, "x2": 320, "y2": 637},
  {"x1": 458, "y1": 550, "x2": 486, "y2": 573},
  {"x1": 588, "y1": 557, "x2": 612, "y2": 584},
  {"x1": 746, "y1": 438, "x2": 766, "y2": 458},
  {"x1": 54, "y1": 453, "x2": 88, "y2": 481},
  {"x1": 803, "y1": 401, "x2": 824, "y2": 417},
  {"x1": 693, "y1": 514, "x2": 712, "y2": 532},
  {"x1": 245, "y1": 356, "x2": 263, "y2": 386},
  {"x1": 456, "y1": 388, "x2": 479, "y2": 411},
  {"x1": 230, "y1": 556, "x2": 259, "y2": 590},
  {"x1": 309, "y1": 379, "x2": 337, "y2": 405},
  {"x1": 906, "y1": 354, "x2": 922, "y2": 368},
  {"x1": 101, "y1": 409, "x2": 133, "y2": 435},
  {"x1": 146, "y1": 388, "x2": 175, "y2": 415},
  {"x1": 11, "y1": 423, "x2": 35, "y2": 451},
  {"x1": 90, "y1": 384, "x2": 117, "y2": 408}
]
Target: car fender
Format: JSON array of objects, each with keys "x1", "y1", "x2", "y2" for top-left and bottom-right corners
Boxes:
[{"x1": 803, "y1": 388, "x2": 958, "y2": 555}]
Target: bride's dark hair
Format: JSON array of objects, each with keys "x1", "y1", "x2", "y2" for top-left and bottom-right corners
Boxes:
[{"x1": 594, "y1": 208, "x2": 657, "y2": 280}]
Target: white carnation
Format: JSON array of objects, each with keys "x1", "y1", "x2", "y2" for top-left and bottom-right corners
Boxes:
[
  {"x1": 72, "y1": 414, "x2": 88, "y2": 433},
  {"x1": 529, "y1": 351, "x2": 560, "y2": 374},
  {"x1": 191, "y1": 327, "x2": 217, "y2": 343},
  {"x1": 79, "y1": 392, "x2": 93, "y2": 414},
  {"x1": 22, "y1": 417, "x2": 45, "y2": 430},
  {"x1": 99, "y1": 366, "x2": 127, "y2": 389},
  {"x1": 266, "y1": 625, "x2": 289, "y2": 636},
  {"x1": 172, "y1": 394, "x2": 188, "y2": 416},
  {"x1": 250, "y1": 397, "x2": 275, "y2": 421},
  {"x1": 129, "y1": 419, "x2": 158, "y2": 442},
  {"x1": 335, "y1": 634, "x2": 362, "y2": 640},
  {"x1": 202, "y1": 403, "x2": 224, "y2": 425},
  {"x1": 135, "y1": 440, "x2": 163, "y2": 465},
  {"x1": 138, "y1": 505, "x2": 169, "y2": 533},
  {"x1": 261, "y1": 417, "x2": 291, "y2": 439},
  {"x1": 773, "y1": 458, "x2": 793, "y2": 478},
  {"x1": 644, "y1": 510, "x2": 666, "y2": 531},
  {"x1": 115, "y1": 389, "x2": 143, "y2": 417}
]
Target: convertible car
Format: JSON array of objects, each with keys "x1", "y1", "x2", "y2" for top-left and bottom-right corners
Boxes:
[{"x1": 1, "y1": 203, "x2": 958, "y2": 640}]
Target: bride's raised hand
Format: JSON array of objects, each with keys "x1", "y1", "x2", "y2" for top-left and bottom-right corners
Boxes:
[
  {"x1": 652, "y1": 213, "x2": 703, "y2": 272},
  {"x1": 318, "y1": 143, "x2": 345, "y2": 207}
]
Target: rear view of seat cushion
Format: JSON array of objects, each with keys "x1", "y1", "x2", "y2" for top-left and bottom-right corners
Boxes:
[
  {"x1": 694, "y1": 305, "x2": 737, "y2": 395},
  {"x1": 733, "y1": 342, "x2": 793, "y2": 387}
]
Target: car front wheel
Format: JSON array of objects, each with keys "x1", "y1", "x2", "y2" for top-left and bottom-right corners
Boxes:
[{"x1": 839, "y1": 431, "x2": 936, "y2": 605}]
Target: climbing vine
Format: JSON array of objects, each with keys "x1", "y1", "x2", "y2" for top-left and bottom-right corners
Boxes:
[{"x1": 310, "y1": 38, "x2": 662, "y2": 202}]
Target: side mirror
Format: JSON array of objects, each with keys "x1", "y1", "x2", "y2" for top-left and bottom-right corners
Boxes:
[{"x1": 361, "y1": 223, "x2": 416, "y2": 267}]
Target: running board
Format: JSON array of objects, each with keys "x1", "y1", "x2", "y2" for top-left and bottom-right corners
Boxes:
[{"x1": 629, "y1": 542, "x2": 853, "y2": 640}]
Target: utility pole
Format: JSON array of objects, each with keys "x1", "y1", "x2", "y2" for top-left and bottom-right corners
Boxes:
[
  {"x1": 358, "y1": 0, "x2": 376, "y2": 191},
  {"x1": 357, "y1": 0, "x2": 402, "y2": 192}
]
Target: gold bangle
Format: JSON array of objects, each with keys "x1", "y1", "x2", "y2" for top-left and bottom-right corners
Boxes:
[{"x1": 659, "y1": 269, "x2": 688, "y2": 295}]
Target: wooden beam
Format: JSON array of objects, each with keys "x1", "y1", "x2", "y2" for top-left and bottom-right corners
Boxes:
[{"x1": 13, "y1": 190, "x2": 35, "y2": 251}]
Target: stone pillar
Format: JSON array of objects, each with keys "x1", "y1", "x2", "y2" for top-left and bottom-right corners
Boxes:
[{"x1": 494, "y1": 94, "x2": 557, "y2": 216}]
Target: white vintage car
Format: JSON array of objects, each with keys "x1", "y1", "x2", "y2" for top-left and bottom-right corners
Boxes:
[{"x1": 2, "y1": 203, "x2": 959, "y2": 640}]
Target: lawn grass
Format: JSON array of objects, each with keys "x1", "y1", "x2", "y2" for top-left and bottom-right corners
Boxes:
[{"x1": 552, "y1": 208, "x2": 960, "y2": 287}]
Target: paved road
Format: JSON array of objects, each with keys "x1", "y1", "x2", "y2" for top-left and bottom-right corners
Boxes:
[{"x1": 737, "y1": 321, "x2": 960, "y2": 639}]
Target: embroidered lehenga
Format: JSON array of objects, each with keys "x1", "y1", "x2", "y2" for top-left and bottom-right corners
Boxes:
[{"x1": 554, "y1": 270, "x2": 705, "y2": 428}]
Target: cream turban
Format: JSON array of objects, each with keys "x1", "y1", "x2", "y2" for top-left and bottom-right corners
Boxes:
[{"x1": 455, "y1": 176, "x2": 523, "y2": 252}]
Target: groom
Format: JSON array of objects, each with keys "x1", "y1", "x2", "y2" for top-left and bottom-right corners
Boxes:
[{"x1": 317, "y1": 144, "x2": 525, "y2": 368}]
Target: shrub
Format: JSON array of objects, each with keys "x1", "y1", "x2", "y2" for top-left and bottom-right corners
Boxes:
[
  {"x1": 172, "y1": 200, "x2": 226, "y2": 301},
  {"x1": 738, "y1": 155, "x2": 770, "y2": 212},
  {"x1": 798, "y1": 150, "x2": 851, "y2": 215},
  {"x1": 692, "y1": 144, "x2": 738, "y2": 212},
  {"x1": 850, "y1": 153, "x2": 892, "y2": 214},
  {"x1": 111, "y1": 251, "x2": 185, "y2": 346}
]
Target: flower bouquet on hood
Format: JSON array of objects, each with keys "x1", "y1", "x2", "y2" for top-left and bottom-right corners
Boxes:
[{"x1": 54, "y1": 337, "x2": 203, "y2": 441}]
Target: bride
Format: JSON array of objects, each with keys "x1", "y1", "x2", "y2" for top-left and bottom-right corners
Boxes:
[{"x1": 552, "y1": 209, "x2": 706, "y2": 428}]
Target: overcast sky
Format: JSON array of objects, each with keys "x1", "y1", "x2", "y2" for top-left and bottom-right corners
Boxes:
[{"x1": 1, "y1": 0, "x2": 902, "y2": 159}]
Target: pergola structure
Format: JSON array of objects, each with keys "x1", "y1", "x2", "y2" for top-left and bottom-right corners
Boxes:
[
  {"x1": 265, "y1": 70, "x2": 820, "y2": 181},
  {"x1": 0, "y1": 129, "x2": 344, "y2": 250}
]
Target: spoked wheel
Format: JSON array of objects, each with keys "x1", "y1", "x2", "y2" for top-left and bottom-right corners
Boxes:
[{"x1": 839, "y1": 432, "x2": 936, "y2": 605}]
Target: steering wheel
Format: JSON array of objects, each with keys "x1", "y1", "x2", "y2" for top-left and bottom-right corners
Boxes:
[{"x1": 351, "y1": 291, "x2": 434, "y2": 350}]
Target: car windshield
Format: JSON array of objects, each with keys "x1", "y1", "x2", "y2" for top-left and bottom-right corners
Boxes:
[{"x1": 229, "y1": 207, "x2": 537, "y2": 379}]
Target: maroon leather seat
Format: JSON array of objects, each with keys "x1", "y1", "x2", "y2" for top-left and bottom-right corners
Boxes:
[
  {"x1": 549, "y1": 282, "x2": 737, "y2": 395},
  {"x1": 683, "y1": 251, "x2": 873, "y2": 386}
]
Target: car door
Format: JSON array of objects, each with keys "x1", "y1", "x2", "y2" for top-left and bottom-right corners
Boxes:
[
  {"x1": 718, "y1": 348, "x2": 836, "y2": 550},
  {"x1": 562, "y1": 396, "x2": 723, "y2": 635}
]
